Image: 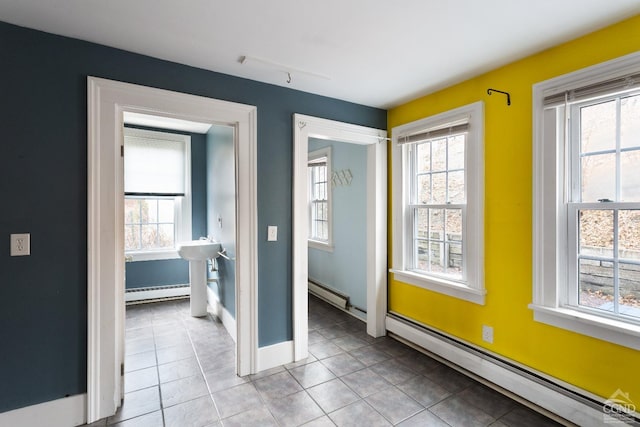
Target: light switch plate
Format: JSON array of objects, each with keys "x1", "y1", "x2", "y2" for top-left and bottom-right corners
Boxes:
[
  {"x1": 11, "y1": 233, "x2": 30, "y2": 256},
  {"x1": 267, "y1": 226, "x2": 278, "y2": 241}
]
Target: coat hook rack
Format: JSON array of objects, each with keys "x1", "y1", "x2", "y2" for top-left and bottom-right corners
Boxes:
[{"x1": 487, "y1": 88, "x2": 511, "y2": 106}]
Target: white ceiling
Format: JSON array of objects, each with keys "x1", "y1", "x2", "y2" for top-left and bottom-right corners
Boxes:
[{"x1": 2, "y1": 0, "x2": 639, "y2": 108}]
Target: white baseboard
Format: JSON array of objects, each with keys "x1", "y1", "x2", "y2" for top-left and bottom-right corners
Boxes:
[
  {"x1": 257, "y1": 340, "x2": 294, "y2": 372},
  {"x1": 206, "y1": 285, "x2": 236, "y2": 342},
  {"x1": 125, "y1": 285, "x2": 189, "y2": 302},
  {"x1": 386, "y1": 315, "x2": 615, "y2": 427},
  {"x1": 0, "y1": 394, "x2": 86, "y2": 427}
]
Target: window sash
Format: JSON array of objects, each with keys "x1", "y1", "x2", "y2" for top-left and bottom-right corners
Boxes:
[
  {"x1": 567, "y1": 203, "x2": 640, "y2": 324},
  {"x1": 124, "y1": 196, "x2": 178, "y2": 251},
  {"x1": 407, "y1": 133, "x2": 467, "y2": 282},
  {"x1": 565, "y1": 90, "x2": 640, "y2": 323},
  {"x1": 308, "y1": 151, "x2": 331, "y2": 244}
]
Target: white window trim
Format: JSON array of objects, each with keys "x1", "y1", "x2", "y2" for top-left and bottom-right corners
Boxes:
[
  {"x1": 308, "y1": 147, "x2": 333, "y2": 251},
  {"x1": 531, "y1": 50, "x2": 640, "y2": 351},
  {"x1": 123, "y1": 128, "x2": 192, "y2": 262},
  {"x1": 391, "y1": 101, "x2": 485, "y2": 305}
]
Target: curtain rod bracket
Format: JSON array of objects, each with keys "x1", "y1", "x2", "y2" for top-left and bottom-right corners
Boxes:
[{"x1": 487, "y1": 88, "x2": 511, "y2": 106}]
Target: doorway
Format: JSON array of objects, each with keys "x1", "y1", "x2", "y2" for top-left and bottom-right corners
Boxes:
[
  {"x1": 87, "y1": 77, "x2": 258, "y2": 423},
  {"x1": 292, "y1": 114, "x2": 388, "y2": 362}
]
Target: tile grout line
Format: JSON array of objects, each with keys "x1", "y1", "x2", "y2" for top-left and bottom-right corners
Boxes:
[
  {"x1": 152, "y1": 316, "x2": 167, "y2": 427},
  {"x1": 182, "y1": 311, "x2": 225, "y2": 425}
]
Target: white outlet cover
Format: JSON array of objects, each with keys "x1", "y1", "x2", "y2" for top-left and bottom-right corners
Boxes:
[
  {"x1": 11, "y1": 233, "x2": 31, "y2": 256},
  {"x1": 482, "y1": 325, "x2": 493, "y2": 344},
  {"x1": 267, "y1": 226, "x2": 278, "y2": 241}
]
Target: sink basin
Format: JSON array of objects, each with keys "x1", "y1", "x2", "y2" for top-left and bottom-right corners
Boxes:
[{"x1": 177, "y1": 240, "x2": 221, "y2": 261}]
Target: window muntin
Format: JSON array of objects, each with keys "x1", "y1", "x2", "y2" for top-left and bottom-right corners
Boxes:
[
  {"x1": 391, "y1": 101, "x2": 484, "y2": 305},
  {"x1": 410, "y1": 133, "x2": 466, "y2": 281},
  {"x1": 308, "y1": 148, "x2": 332, "y2": 249},
  {"x1": 567, "y1": 92, "x2": 640, "y2": 321}
]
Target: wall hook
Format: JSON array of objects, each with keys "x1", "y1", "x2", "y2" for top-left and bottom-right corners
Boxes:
[
  {"x1": 487, "y1": 88, "x2": 511, "y2": 106},
  {"x1": 287, "y1": 72, "x2": 292, "y2": 84}
]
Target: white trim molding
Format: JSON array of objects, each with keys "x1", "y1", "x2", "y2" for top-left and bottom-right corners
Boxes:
[
  {"x1": 257, "y1": 341, "x2": 295, "y2": 372},
  {"x1": 87, "y1": 77, "x2": 258, "y2": 423},
  {"x1": 293, "y1": 114, "x2": 388, "y2": 362},
  {"x1": 0, "y1": 394, "x2": 86, "y2": 427}
]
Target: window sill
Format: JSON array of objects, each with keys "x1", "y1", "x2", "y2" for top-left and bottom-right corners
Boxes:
[
  {"x1": 529, "y1": 304, "x2": 640, "y2": 350},
  {"x1": 125, "y1": 249, "x2": 181, "y2": 262},
  {"x1": 391, "y1": 269, "x2": 485, "y2": 305},
  {"x1": 308, "y1": 239, "x2": 334, "y2": 252}
]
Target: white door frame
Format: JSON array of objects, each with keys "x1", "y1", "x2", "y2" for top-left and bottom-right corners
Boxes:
[
  {"x1": 87, "y1": 77, "x2": 258, "y2": 423},
  {"x1": 292, "y1": 114, "x2": 387, "y2": 361}
]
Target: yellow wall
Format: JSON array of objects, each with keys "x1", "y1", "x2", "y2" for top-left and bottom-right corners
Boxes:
[{"x1": 388, "y1": 15, "x2": 640, "y2": 400}]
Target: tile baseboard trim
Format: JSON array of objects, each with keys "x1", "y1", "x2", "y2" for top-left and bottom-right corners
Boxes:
[
  {"x1": 0, "y1": 394, "x2": 86, "y2": 427},
  {"x1": 386, "y1": 315, "x2": 610, "y2": 427}
]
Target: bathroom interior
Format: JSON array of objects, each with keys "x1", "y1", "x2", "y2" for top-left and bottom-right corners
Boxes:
[{"x1": 123, "y1": 114, "x2": 237, "y2": 322}]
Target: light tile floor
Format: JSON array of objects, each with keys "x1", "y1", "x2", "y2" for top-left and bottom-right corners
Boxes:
[{"x1": 85, "y1": 295, "x2": 566, "y2": 427}]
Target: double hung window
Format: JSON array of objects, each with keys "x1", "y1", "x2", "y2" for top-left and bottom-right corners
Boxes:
[
  {"x1": 391, "y1": 102, "x2": 484, "y2": 304},
  {"x1": 532, "y1": 52, "x2": 640, "y2": 349},
  {"x1": 308, "y1": 148, "x2": 332, "y2": 250},
  {"x1": 124, "y1": 128, "x2": 192, "y2": 261}
]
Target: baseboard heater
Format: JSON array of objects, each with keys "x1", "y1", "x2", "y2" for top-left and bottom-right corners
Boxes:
[
  {"x1": 386, "y1": 312, "x2": 639, "y2": 427},
  {"x1": 308, "y1": 280, "x2": 349, "y2": 310},
  {"x1": 125, "y1": 284, "x2": 190, "y2": 303}
]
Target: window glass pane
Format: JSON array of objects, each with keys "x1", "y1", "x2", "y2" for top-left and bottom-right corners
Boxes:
[
  {"x1": 158, "y1": 199, "x2": 175, "y2": 223},
  {"x1": 448, "y1": 170, "x2": 464, "y2": 203},
  {"x1": 431, "y1": 172, "x2": 446, "y2": 204},
  {"x1": 137, "y1": 199, "x2": 154, "y2": 224},
  {"x1": 429, "y1": 209, "x2": 444, "y2": 241},
  {"x1": 431, "y1": 138, "x2": 447, "y2": 172},
  {"x1": 428, "y1": 241, "x2": 445, "y2": 274},
  {"x1": 446, "y1": 209, "x2": 462, "y2": 238},
  {"x1": 415, "y1": 208, "x2": 428, "y2": 238},
  {"x1": 579, "y1": 210, "x2": 613, "y2": 258},
  {"x1": 580, "y1": 100, "x2": 616, "y2": 153},
  {"x1": 621, "y1": 94, "x2": 640, "y2": 149},
  {"x1": 579, "y1": 258, "x2": 614, "y2": 313},
  {"x1": 581, "y1": 153, "x2": 615, "y2": 202},
  {"x1": 618, "y1": 210, "x2": 640, "y2": 260},
  {"x1": 446, "y1": 243, "x2": 463, "y2": 277},
  {"x1": 125, "y1": 225, "x2": 140, "y2": 251},
  {"x1": 125, "y1": 199, "x2": 140, "y2": 224},
  {"x1": 417, "y1": 143, "x2": 431, "y2": 173},
  {"x1": 141, "y1": 224, "x2": 157, "y2": 248},
  {"x1": 417, "y1": 174, "x2": 431, "y2": 204},
  {"x1": 620, "y1": 149, "x2": 640, "y2": 202},
  {"x1": 448, "y1": 135, "x2": 465, "y2": 170},
  {"x1": 415, "y1": 239, "x2": 428, "y2": 271},
  {"x1": 158, "y1": 224, "x2": 174, "y2": 248},
  {"x1": 619, "y1": 262, "x2": 640, "y2": 319}
]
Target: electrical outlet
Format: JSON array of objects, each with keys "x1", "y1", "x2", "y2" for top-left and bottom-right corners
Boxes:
[
  {"x1": 482, "y1": 325, "x2": 493, "y2": 344},
  {"x1": 267, "y1": 225, "x2": 278, "y2": 241},
  {"x1": 11, "y1": 233, "x2": 31, "y2": 256}
]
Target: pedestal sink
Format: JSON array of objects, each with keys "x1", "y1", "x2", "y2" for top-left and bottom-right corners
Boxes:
[{"x1": 177, "y1": 240, "x2": 221, "y2": 317}]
